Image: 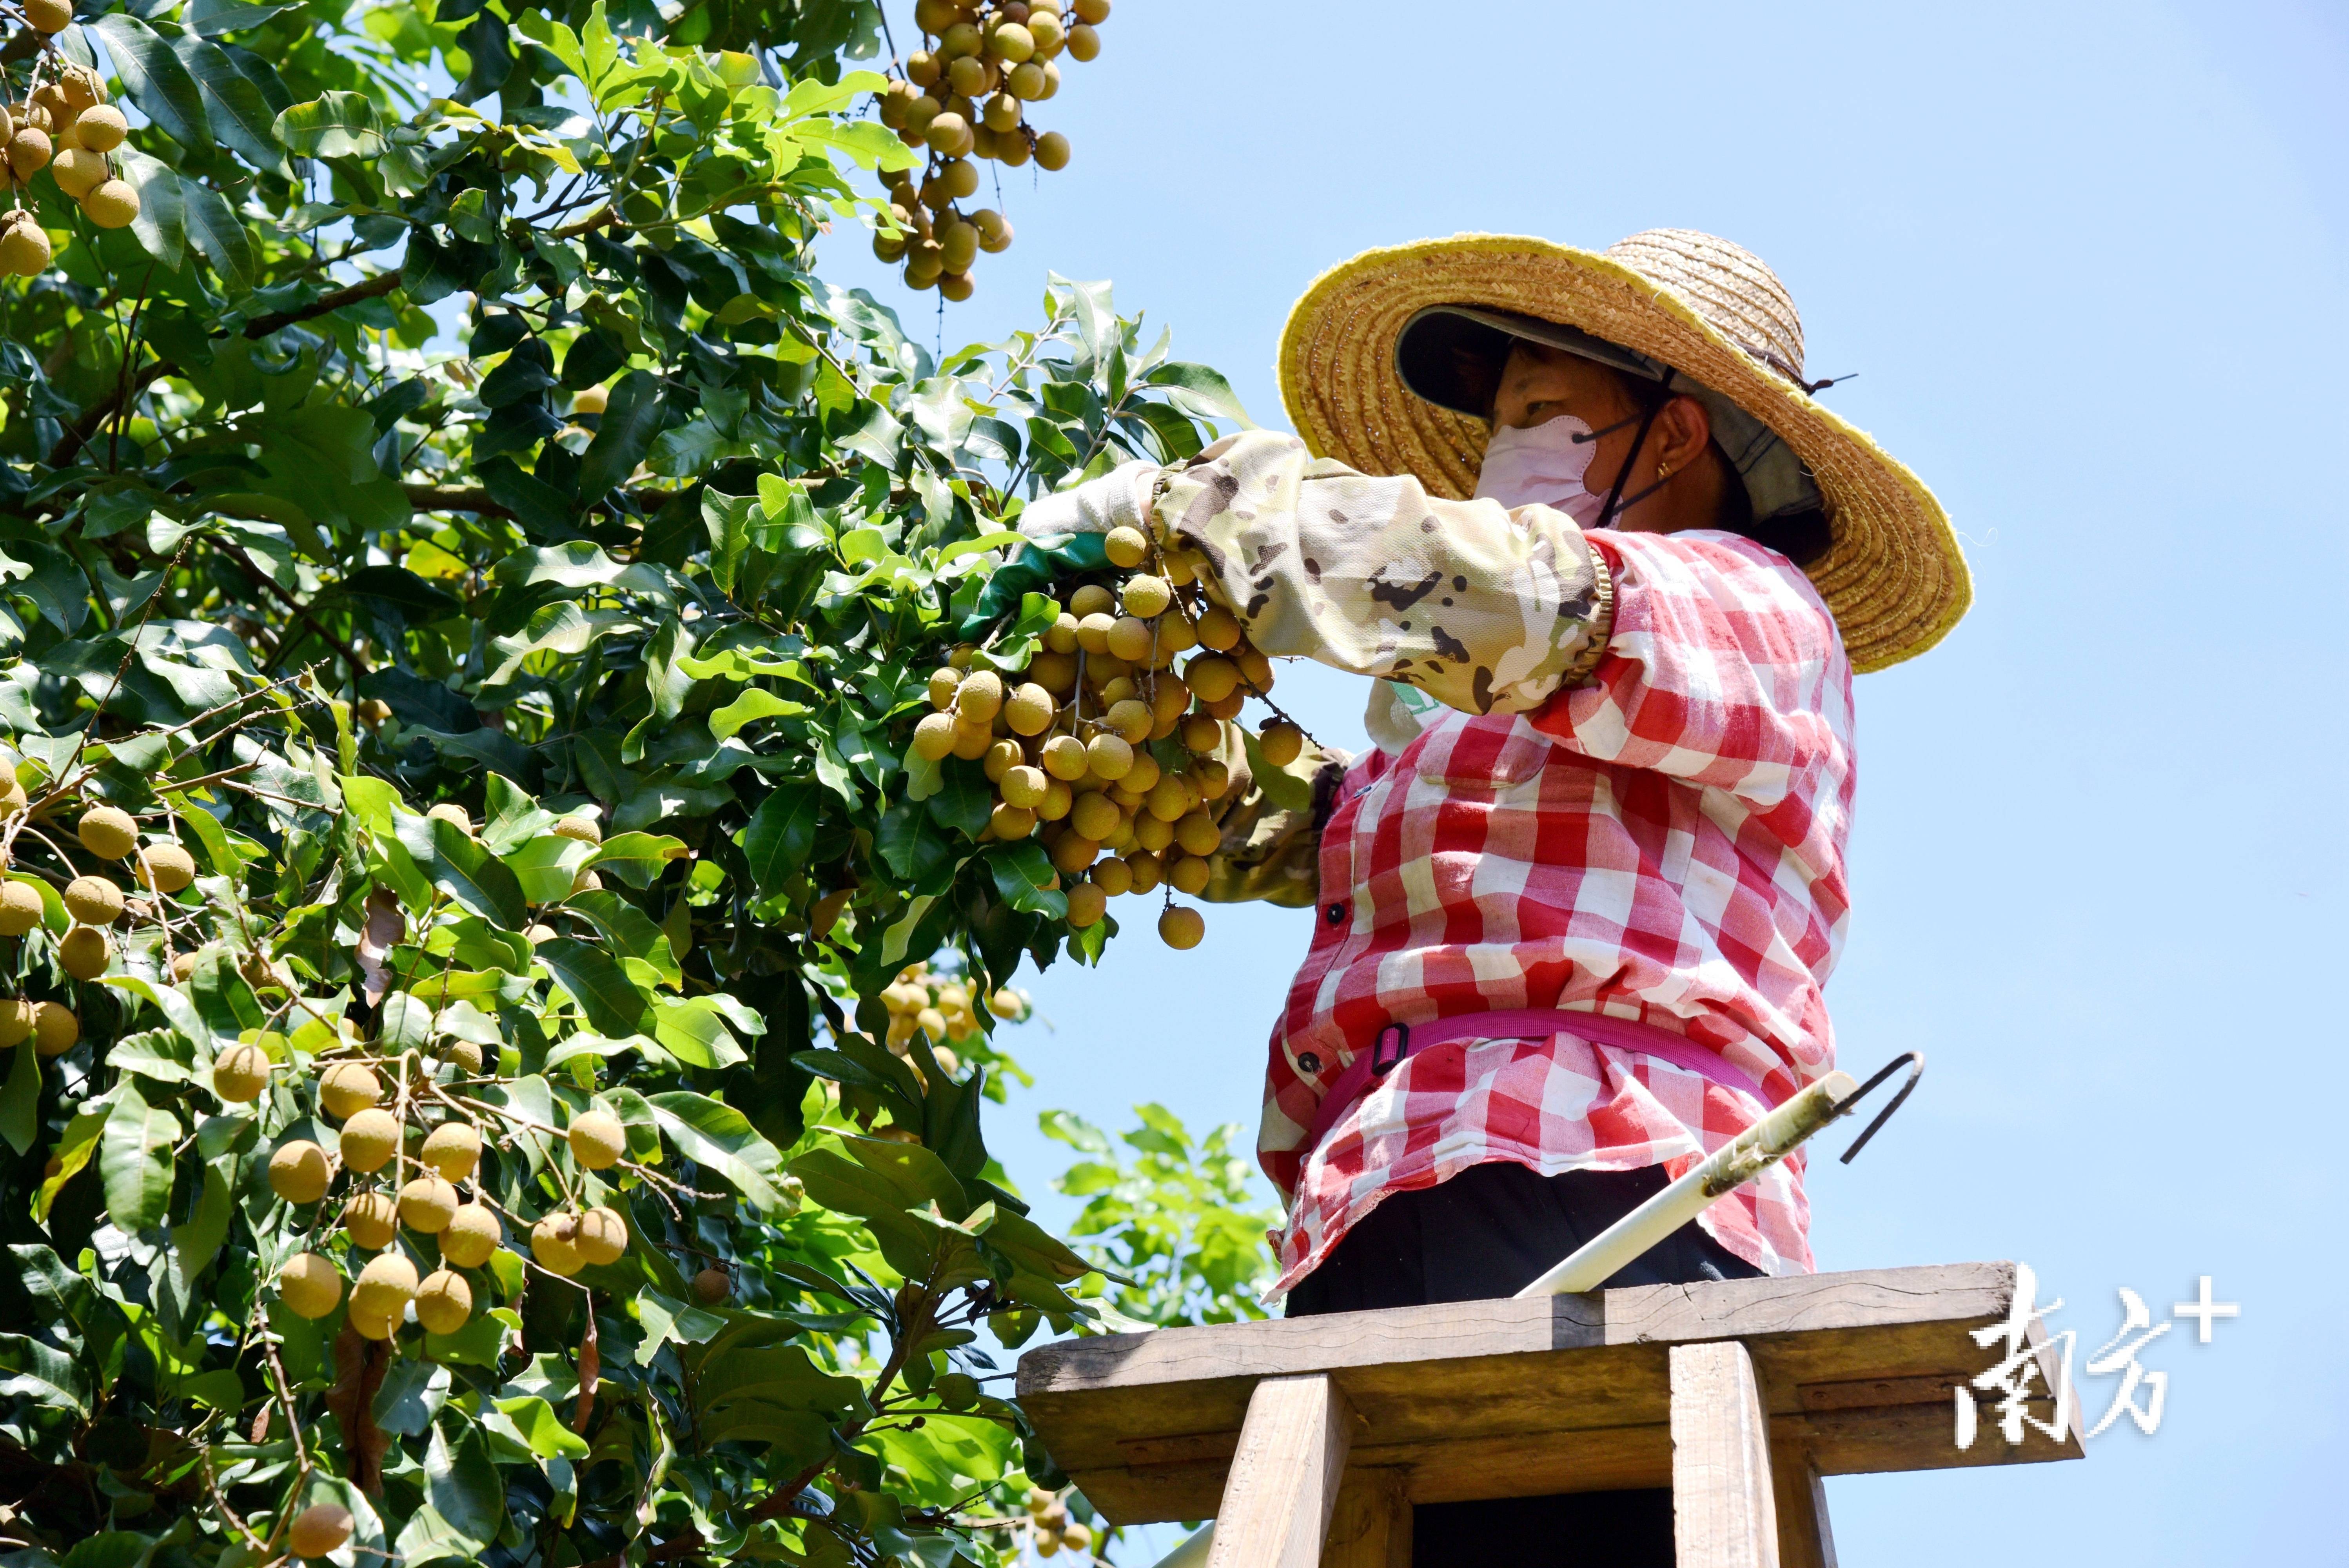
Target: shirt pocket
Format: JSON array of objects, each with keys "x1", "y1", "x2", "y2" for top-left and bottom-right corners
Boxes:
[{"x1": 1409, "y1": 711, "x2": 1553, "y2": 790}]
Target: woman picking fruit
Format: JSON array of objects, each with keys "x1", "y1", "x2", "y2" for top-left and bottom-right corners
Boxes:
[{"x1": 1018, "y1": 228, "x2": 1969, "y2": 1564}]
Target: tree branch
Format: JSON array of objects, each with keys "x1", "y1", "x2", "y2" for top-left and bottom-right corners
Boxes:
[
  {"x1": 218, "y1": 543, "x2": 371, "y2": 678},
  {"x1": 49, "y1": 271, "x2": 408, "y2": 466}
]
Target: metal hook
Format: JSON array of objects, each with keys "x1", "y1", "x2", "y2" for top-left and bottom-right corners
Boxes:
[{"x1": 1826, "y1": 1051, "x2": 1924, "y2": 1165}]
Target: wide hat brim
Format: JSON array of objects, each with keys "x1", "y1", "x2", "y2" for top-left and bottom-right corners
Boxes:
[{"x1": 1276, "y1": 234, "x2": 1970, "y2": 673}]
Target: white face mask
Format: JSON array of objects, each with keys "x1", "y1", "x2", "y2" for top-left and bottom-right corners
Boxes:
[{"x1": 1472, "y1": 416, "x2": 1607, "y2": 525}]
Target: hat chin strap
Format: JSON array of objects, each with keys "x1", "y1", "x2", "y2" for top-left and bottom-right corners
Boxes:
[{"x1": 1590, "y1": 379, "x2": 1677, "y2": 530}]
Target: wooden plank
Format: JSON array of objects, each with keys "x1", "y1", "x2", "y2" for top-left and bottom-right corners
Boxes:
[
  {"x1": 1769, "y1": 1440, "x2": 1835, "y2": 1568},
  {"x1": 1206, "y1": 1375, "x2": 1353, "y2": 1568},
  {"x1": 1671, "y1": 1341, "x2": 1779, "y2": 1568},
  {"x1": 1320, "y1": 1468, "x2": 1409, "y2": 1568},
  {"x1": 1015, "y1": 1263, "x2": 2084, "y2": 1528}
]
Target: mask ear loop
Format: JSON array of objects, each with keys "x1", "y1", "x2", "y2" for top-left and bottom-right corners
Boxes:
[{"x1": 1590, "y1": 375, "x2": 1676, "y2": 530}]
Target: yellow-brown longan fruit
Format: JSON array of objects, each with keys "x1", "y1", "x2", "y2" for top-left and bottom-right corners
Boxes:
[
  {"x1": 5, "y1": 126, "x2": 49, "y2": 180},
  {"x1": 1124, "y1": 850, "x2": 1162, "y2": 894},
  {"x1": 946, "y1": 53, "x2": 990, "y2": 98},
  {"x1": 1074, "y1": 0, "x2": 1111, "y2": 22},
  {"x1": 976, "y1": 207, "x2": 1014, "y2": 253},
  {"x1": 1066, "y1": 20, "x2": 1101, "y2": 59},
  {"x1": 58, "y1": 926, "x2": 110, "y2": 980},
  {"x1": 939, "y1": 18, "x2": 983, "y2": 56},
  {"x1": 1174, "y1": 809, "x2": 1223, "y2": 858},
  {"x1": 62, "y1": 876, "x2": 122, "y2": 926},
  {"x1": 0, "y1": 998, "x2": 29, "y2": 1047},
  {"x1": 1068, "y1": 583, "x2": 1115, "y2": 618},
  {"x1": 1106, "y1": 699, "x2": 1153, "y2": 744},
  {"x1": 31, "y1": 1000, "x2": 76, "y2": 1056},
  {"x1": 1092, "y1": 857, "x2": 1133, "y2": 897},
  {"x1": 1065, "y1": 882, "x2": 1107, "y2": 929},
  {"x1": 426, "y1": 802, "x2": 472, "y2": 836},
  {"x1": 134, "y1": 842, "x2": 196, "y2": 893},
  {"x1": 1040, "y1": 734, "x2": 1089, "y2": 781},
  {"x1": 568, "y1": 1109, "x2": 627, "y2": 1171},
  {"x1": 532, "y1": 1212, "x2": 585, "y2": 1276},
  {"x1": 1075, "y1": 612, "x2": 1116, "y2": 655},
  {"x1": 1237, "y1": 646, "x2": 1274, "y2": 690},
  {"x1": 214, "y1": 1041, "x2": 271, "y2": 1103},
  {"x1": 1104, "y1": 526, "x2": 1149, "y2": 568},
  {"x1": 989, "y1": 802, "x2": 1037, "y2": 839},
  {"x1": 1194, "y1": 605, "x2": 1242, "y2": 652},
  {"x1": 23, "y1": 0, "x2": 73, "y2": 32},
  {"x1": 1000, "y1": 764, "x2": 1049, "y2": 809},
  {"x1": 440, "y1": 1203, "x2": 502, "y2": 1268},
  {"x1": 269, "y1": 1140, "x2": 331, "y2": 1204},
  {"x1": 924, "y1": 111, "x2": 973, "y2": 156},
  {"x1": 1158, "y1": 905, "x2": 1204, "y2": 950},
  {"x1": 77, "y1": 806, "x2": 137, "y2": 861},
  {"x1": 1049, "y1": 832, "x2": 1100, "y2": 876},
  {"x1": 1038, "y1": 777, "x2": 1073, "y2": 822},
  {"x1": 414, "y1": 1269, "x2": 472, "y2": 1335},
  {"x1": 73, "y1": 105, "x2": 126, "y2": 155},
  {"x1": 1005, "y1": 60, "x2": 1046, "y2": 99},
  {"x1": 1258, "y1": 720, "x2": 1305, "y2": 768},
  {"x1": 1122, "y1": 575, "x2": 1171, "y2": 618},
  {"x1": 955, "y1": 670, "x2": 1005, "y2": 724},
  {"x1": 989, "y1": 20, "x2": 1036, "y2": 61},
  {"x1": 318, "y1": 1062, "x2": 382, "y2": 1120},
  {"x1": 51, "y1": 144, "x2": 103, "y2": 200},
  {"x1": 441, "y1": 1037, "x2": 486, "y2": 1073},
  {"x1": 1145, "y1": 775, "x2": 1191, "y2": 823},
  {"x1": 1192, "y1": 758, "x2": 1233, "y2": 800},
  {"x1": 1105, "y1": 615, "x2": 1154, "y2": 663},
  {"x1": 352, "y1": 1252, "x2": 419, "y2": 1327},
  {"x1": 419, "y1": 1120, "x2": 481, "y2": 1181},
  {"x1": 940, "y1": 220, "x2": 979, "y2": 274},
  {"x1": 692, "y1": 1267, "x2": 732, "y2": 1305},
  {"x1": 342, "y1": 1190, "x2": 398, "y2": 1250},
  {"x1": 1068, "y1": 791, "x2": 1120, "y2": 843},
  {"x1": 1122, "y1": 750, "x2": 1161, "y2": 793},
  {"x1": 948, "y1": 719, "x2": 993, "y2": 762},
  {"x1": 1085, "y1": 733, "x2": 1134, "y2": 780},
  {"x1": 912, "y1": 711, "x2": 958, "y2": 762},
  {"x1": 398, "y1": 1176, "x2": 459, "y2": 1234},
  {"x1": 552, "y1": 815, "x2": 603, "y2": 846},
  {"x1": 1005, "y1": 682, "x2": 1056, "y2": 736},
  {"x1": 0, "y1": 880, "x2": 39, "y2": 936},
  {"x1": 1170, "y1": 855, "x2": 1211, "y2": 896},
  {"x1": 1133, "y1": 813, "x2": 1174, "y2": 853},
  {"x1": 928, "y1": 666, "x2": 962, "y2": 709},
  {"x1": 1185, "y1": 655, "x2": 1239, "y2": 703},
  {"x1": 1043, "y1": 612, "x2": 1080, "y2": 654},
  {"x1": 278, "y1": 1254, "x2": 343, "y2": 1321},
  {"x1": 339, "y1": 1108, "x2": 400, "y2": 1173},
  {"x1": 984, "y1": 739, "x2": 1023, "y2": 782},
  {"x1": 81, "y1": 178, "x2": 140, "y2": 230},
  {"x1": 1034, "y1": 130, "x2": 1070, "y2": 171},
  {"x1": 576, "y1": 1205, "x2": 629, "y2": 1266},
  {"x1": 1180, "y1": 713, "x2": 1223, "y2": 754}
]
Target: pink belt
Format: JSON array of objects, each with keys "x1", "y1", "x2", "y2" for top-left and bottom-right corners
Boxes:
[{"x1": 1303, "y1": 1007, "x2": 1784, "y2": 1152}]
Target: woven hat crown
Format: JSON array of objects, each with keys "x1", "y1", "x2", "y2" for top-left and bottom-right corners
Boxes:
[{"x1": 1604, "y1": 228, "x2": 1807, "y2": 387}]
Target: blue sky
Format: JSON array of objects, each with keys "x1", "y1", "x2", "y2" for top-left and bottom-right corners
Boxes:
[{"x1": 827, "y1": 2, "x2": 2349, "y2": 1560}]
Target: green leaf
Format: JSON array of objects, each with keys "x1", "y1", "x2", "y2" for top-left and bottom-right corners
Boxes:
[
  {"x1": 576, "y1": 369, "x2": 663, "y2": 500},
  {"x1": 988, "y1": 840, "x2": 1067, "y2": 918},
  {"x1": 36, "y1": 1102, "x2": 109, "y2": 1223},
  {"x1": 584, "y1": 831, "x2": 690, "y2": 889},
  {"x1": 174, "y1": 32, "x2": 285, "y2": 172},
  {"x1": 427, "y1": 1414, "x2": 504, "y2": 1548},
  {"x1": 397, "y1": 814, "x2": 530, "y2": 929},
  {"x1": 648, "y1": 1092, "x2": 784, "y2": 1210},
  {"x1": 738, "y1": 779, "x2": 819, "y2": 895},
  {"x1": 1144, "y1": 361, "x2": 1254, "y2": 424},
  {"x1": 492, "y1": 1394, "x2": 590, "y2": 1459},
  {"x1": 180, "y1": 179, "x2": 256, "y2": 292},
  {"x1": 100, "y1": 1079, "x2": 180, "y2": 1233},
  {"x1": 0, "y1": 1335, "x2": 90, "y2": 1418},
  {"x1": 273, "y1": 91, "x2": 385, "y2": 159},
  {"x1": 93, "y1": 13, "x2": 212, "y2": 151},
  {"x1": 481, "y1": 772, "x2": 558, "y2": 853},
  {"x1": 537, "y1": 936, "x2": 651, "y2": 1036},
  {"x1": 710, "y1": 688, "x2": 803, "y2": 740},
  {"x1": 115, "y1": 146, "x2": 187, "y2": 273},
  {"x1": 169, "y1": 1163, "x2": 234, "y2": 1289},
  {"x1": 0, "y1": 1042, "x2": 36, "y2": 1156},
  {"x1": 567, "y1": 889, "x2": 680, "y2": 987}
]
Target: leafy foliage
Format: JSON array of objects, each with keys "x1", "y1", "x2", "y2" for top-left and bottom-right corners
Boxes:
[{"x1": 0, "y1": 0, "x2": 1266, "y2": 1564}]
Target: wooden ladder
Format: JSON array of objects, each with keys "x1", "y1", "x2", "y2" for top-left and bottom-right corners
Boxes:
[{"x1": 1015, "y1": 1261, "x2": 2081, "y2": 1566}]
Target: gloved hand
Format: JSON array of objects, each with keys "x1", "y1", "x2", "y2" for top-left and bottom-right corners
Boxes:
[{"x1": 1015, "y1": 459, "x2": 1159, "y2": 542}]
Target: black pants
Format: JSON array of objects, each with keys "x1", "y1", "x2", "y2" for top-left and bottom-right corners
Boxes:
[{"x1": 1285, "y1": 1161, "x2": 1763, "y2": 1568}]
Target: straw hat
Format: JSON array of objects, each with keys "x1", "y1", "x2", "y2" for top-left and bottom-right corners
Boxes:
[{"x1": 1276, "y1": 229, "x2": 1970, "y2": 671}]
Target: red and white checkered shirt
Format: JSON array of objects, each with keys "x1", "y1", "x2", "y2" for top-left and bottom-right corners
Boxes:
[{"x1": 1260, "y1": 528, "x2": 1857, "y2": 1298}]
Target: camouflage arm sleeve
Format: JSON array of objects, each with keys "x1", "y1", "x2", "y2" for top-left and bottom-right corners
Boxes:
[
  {"x1": 1194, "y1": 720, "x2": 1349, "y2": 909},
  {"x1": 1155, "y1": 431, "x2": 1615, "y2": 715}
]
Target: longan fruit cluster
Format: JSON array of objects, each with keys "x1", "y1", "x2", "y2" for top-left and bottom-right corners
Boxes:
[
  {"x1": 0, "y1": 793, "x2": 198, "y2": 1063},
  {"x1": 0, "y1": 60, "x2": 138, "y2": 278},
  {"x1": 876, "y1": 961, "x2": 1030, "y2": 1067},
  {"x1": 871, "y1": 0, "x2": 1113, "y2": 298},
  {"x1": 906, "y1": 523, "x2": 1303, "y2": 951},
  {"x1": 1025, "y1": 1488, "x2": 1093, "y2": 1558},
  {"x1": 267, "y1": 1049, "x2": 637, "y2": 1340}
]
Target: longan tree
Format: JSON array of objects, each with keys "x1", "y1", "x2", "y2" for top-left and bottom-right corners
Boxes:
[{"x1": 0, "y1": 0, "x2": 1288, "y2": 1564}]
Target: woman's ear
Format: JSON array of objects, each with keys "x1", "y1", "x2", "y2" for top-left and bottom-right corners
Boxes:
[{"x1": 1654, "y1": 394, "x2": 1714, "y2": 475}]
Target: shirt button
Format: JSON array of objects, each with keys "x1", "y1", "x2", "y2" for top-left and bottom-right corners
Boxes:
[
  {"x1": 1297, "y1": 1053, "x2": 1321, "y2": 1075},
  {"x1": 1324, "y1": 901, "x2": 1346, "y2": 927}
]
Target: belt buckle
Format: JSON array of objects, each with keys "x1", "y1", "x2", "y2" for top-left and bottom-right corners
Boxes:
[{"x1": 1371, "y1": 1022, "x2": 1410, "y2": 1077}]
